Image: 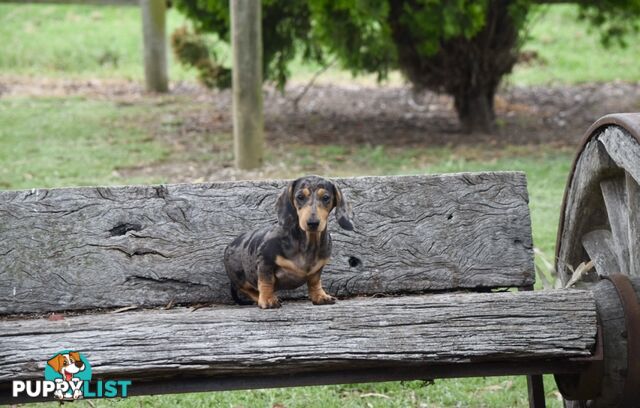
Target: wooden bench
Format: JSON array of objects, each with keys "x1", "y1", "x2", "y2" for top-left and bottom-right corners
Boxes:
[{"x1": 1, "y1": 114, "x2": 639, "y2": 407}]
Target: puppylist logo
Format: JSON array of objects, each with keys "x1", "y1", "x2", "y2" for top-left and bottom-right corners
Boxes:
[{"x1": 12, "y1": 350, "x2": 131, "y2": 400}]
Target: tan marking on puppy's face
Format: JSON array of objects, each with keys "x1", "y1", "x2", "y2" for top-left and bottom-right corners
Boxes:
[
  {"x1": 293, "y1": 184, "x2": 334, "y2": 232},
  {"x1": 315, "y1": 188, "x2": 332, "y2": 231}
]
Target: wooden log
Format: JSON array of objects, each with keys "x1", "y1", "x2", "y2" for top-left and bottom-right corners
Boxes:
[
  {"x1": 141, "y1": 0, "x2": 168, "y2": 93},
  {"x1": 231, "y1": 0, "x2": 264, "y2": 169},
  {"x1": 0, "y1": 173, "x2": 534, "y2": 315},
  {"x1": 0, "y1": 290, "x2": 597, "y2": 388}
]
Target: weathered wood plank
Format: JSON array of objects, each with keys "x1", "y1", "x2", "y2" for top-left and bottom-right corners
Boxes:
[
  {"x1": 0, "y1": 290, "x2": 597, "y2": 385},
  {"x1": 598, "y1": 126, "x2": 640, "y2": 188},
  {"x1": 559, "y1": 125, "x2": 640, "y2": 284},
  {"x1": 627, "y1": 172, "x2": 640, "y2": 277},
  {"x1": 557, "y1": 138, "x2": 618, "y2": 284},
  {"x1": 600, "y1": 178, "x2": 629, "y2": 273},
  {"x1": 582, "y1": 229, "x2": 620, "y2": 276},
  {"x1": 0, "y1": 173, "x2": 534, "y2": 314}
]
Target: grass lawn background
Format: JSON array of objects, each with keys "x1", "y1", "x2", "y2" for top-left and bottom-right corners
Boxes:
[
  {"x1": 0, "y1": 2, "x2": 637, "y2": 407},
  {"x1": 0, "y1": 4, "x2": 639, "y2": 85}
]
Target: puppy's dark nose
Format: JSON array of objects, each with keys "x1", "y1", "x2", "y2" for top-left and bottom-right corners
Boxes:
[
  {"x1": 307, "y1": 220, "x2": 320, "y2": 230},
  {"x1": 75, "y1": 361, "x2": 83, "y2": 368}
]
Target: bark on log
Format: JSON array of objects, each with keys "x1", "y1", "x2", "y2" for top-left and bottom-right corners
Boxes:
[
  {"x1": 0, "y1": 290, "x2": 596, "y2": 388},
  {"x1": 0, "y1": 173, "x2": 534, "y2": 315}
]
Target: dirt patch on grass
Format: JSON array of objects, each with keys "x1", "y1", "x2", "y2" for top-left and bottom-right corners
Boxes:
[{"x1": 2, "y1": 76, "x2": 639, "y2": 181}]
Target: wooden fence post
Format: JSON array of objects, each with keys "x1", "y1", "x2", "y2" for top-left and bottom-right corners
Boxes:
[
  {"x1": 140, "y1": 0, "x2": 168, "y2": 92},
  {"x1": 231, "y1": 0, "x2": 264, "y2": 169}
]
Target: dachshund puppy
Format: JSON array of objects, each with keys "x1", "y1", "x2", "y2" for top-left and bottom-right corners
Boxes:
[{"x1": 224, "y1": 176, "x2": 353, "y2": 309}]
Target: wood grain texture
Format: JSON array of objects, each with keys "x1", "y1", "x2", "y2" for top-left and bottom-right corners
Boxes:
[
  {"x1": 600, "y1": 178, "x2": 630, "y2": 274},
  {"x1": 598, "y1": 127, "x2": 640, "y2": 186},
  {"x1": 558, "y1": 126, "x2": 640, "y2": 284},
  {"x1": 0, "y1": 173, "x2": 534, "y2": 315},
  {"x1": 626, "y1": 172, "x2": 640, "y2": 277},
  {"x1": 556, "y1": 276, "x2": 640, "y2": 407},
  {"x1": 588, "y1": 278, "x2": 628, "y2": 407},
  {"x1": 582, "y1": 229, "x2": 619, "y2": 276},
  {"x1": 557, "y1": 138, "x2": 618, "y2": 285},
  {"x1": 0, "y1": 290, "x2": 596, "y2": 384}
]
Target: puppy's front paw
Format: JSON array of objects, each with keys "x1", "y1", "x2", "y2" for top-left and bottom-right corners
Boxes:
[
  {"x1": 258, "y1": 296, "x2": 281, "y2": 309},
  {"x1": 312, "y1": 294, "x2": 336, "y2": 305}
]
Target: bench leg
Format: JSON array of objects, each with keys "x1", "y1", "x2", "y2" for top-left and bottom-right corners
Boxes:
[{"x1": 527, "y1": 374, "x2": 546, "y2": 408}]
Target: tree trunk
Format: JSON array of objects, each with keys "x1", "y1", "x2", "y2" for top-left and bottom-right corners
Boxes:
[
  {"x1": 388, "y1": 0, "x2": 520, "y2": 135},
  {"x1": 455, "y1": 90, "x2": 496, "y2": 134}
]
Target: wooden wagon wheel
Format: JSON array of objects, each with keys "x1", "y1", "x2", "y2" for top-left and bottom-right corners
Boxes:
[{"x1": 555, "y1": 113, "x2": 640, "y2": 407}]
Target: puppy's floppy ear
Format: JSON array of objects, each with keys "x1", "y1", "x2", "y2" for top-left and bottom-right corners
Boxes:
[
  {"x1": 275, "y1": 178, "x2": 299, "y2": 229},
  {"x1": 47, "y1": 354, "x2": 65, "y2": 373},
  {"x1": 332, "y1": 182, "x2": 353, "y2": 231}
]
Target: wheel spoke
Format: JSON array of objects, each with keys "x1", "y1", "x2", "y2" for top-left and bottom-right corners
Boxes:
[
  {"x1": 627, "y1": 172, "x2": 640, "y2": 277},
  {"x1": 598, "y1": 127, "x2": 640, "y2": 185},
  {"x1": 582, "y1": 229, "x2": 620, "y2": 276},
  {"x1": 600, "y1": 178, "x2": 630, "y2": 274}
]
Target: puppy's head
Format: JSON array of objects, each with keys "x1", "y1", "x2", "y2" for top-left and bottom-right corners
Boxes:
[{"x1": 276, "y1": 176, "x2": 353, "y2": 232}]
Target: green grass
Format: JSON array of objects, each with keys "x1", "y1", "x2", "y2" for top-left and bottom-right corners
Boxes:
[
  {"x1": 509, "y1": 5, "x2": 640, "y2": 85},
  {"x1": 0, "y1": 4, "x2": 198, "y2": 80},
  {"x1": 0, "y1": 3, "x2": 639, "y2": 85},
  {"x1": 38, "y1": 376, "x2": 564, "y2": 408},
  {"x1": 0, "y1": 97, "x2": 168, "y2": 189}
]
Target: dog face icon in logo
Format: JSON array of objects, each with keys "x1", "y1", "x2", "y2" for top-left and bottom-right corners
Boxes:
[{"x1": 44, "y1": 350, "x2": 92, "y2": 400}]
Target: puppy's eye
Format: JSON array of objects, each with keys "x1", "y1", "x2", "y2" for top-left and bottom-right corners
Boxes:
[
  {"x1": 296, "y1": 193, "x2": 305, "y2": 201},
  {"x1": 63, "y1": 361, "x2": 68, "y2": 366},
  {"x1": 322, "y1": 194, "x2": 331, "y2": 203}
]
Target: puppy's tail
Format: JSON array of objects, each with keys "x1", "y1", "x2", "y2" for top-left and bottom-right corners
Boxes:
[{"x1": 230, "y1": 284, "x2": 254, "y2": 306}]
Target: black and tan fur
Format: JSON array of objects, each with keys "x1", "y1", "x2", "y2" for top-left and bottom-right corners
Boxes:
[{"x1": 224, "y1": 176, "x2": 353, "y2": 309}]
